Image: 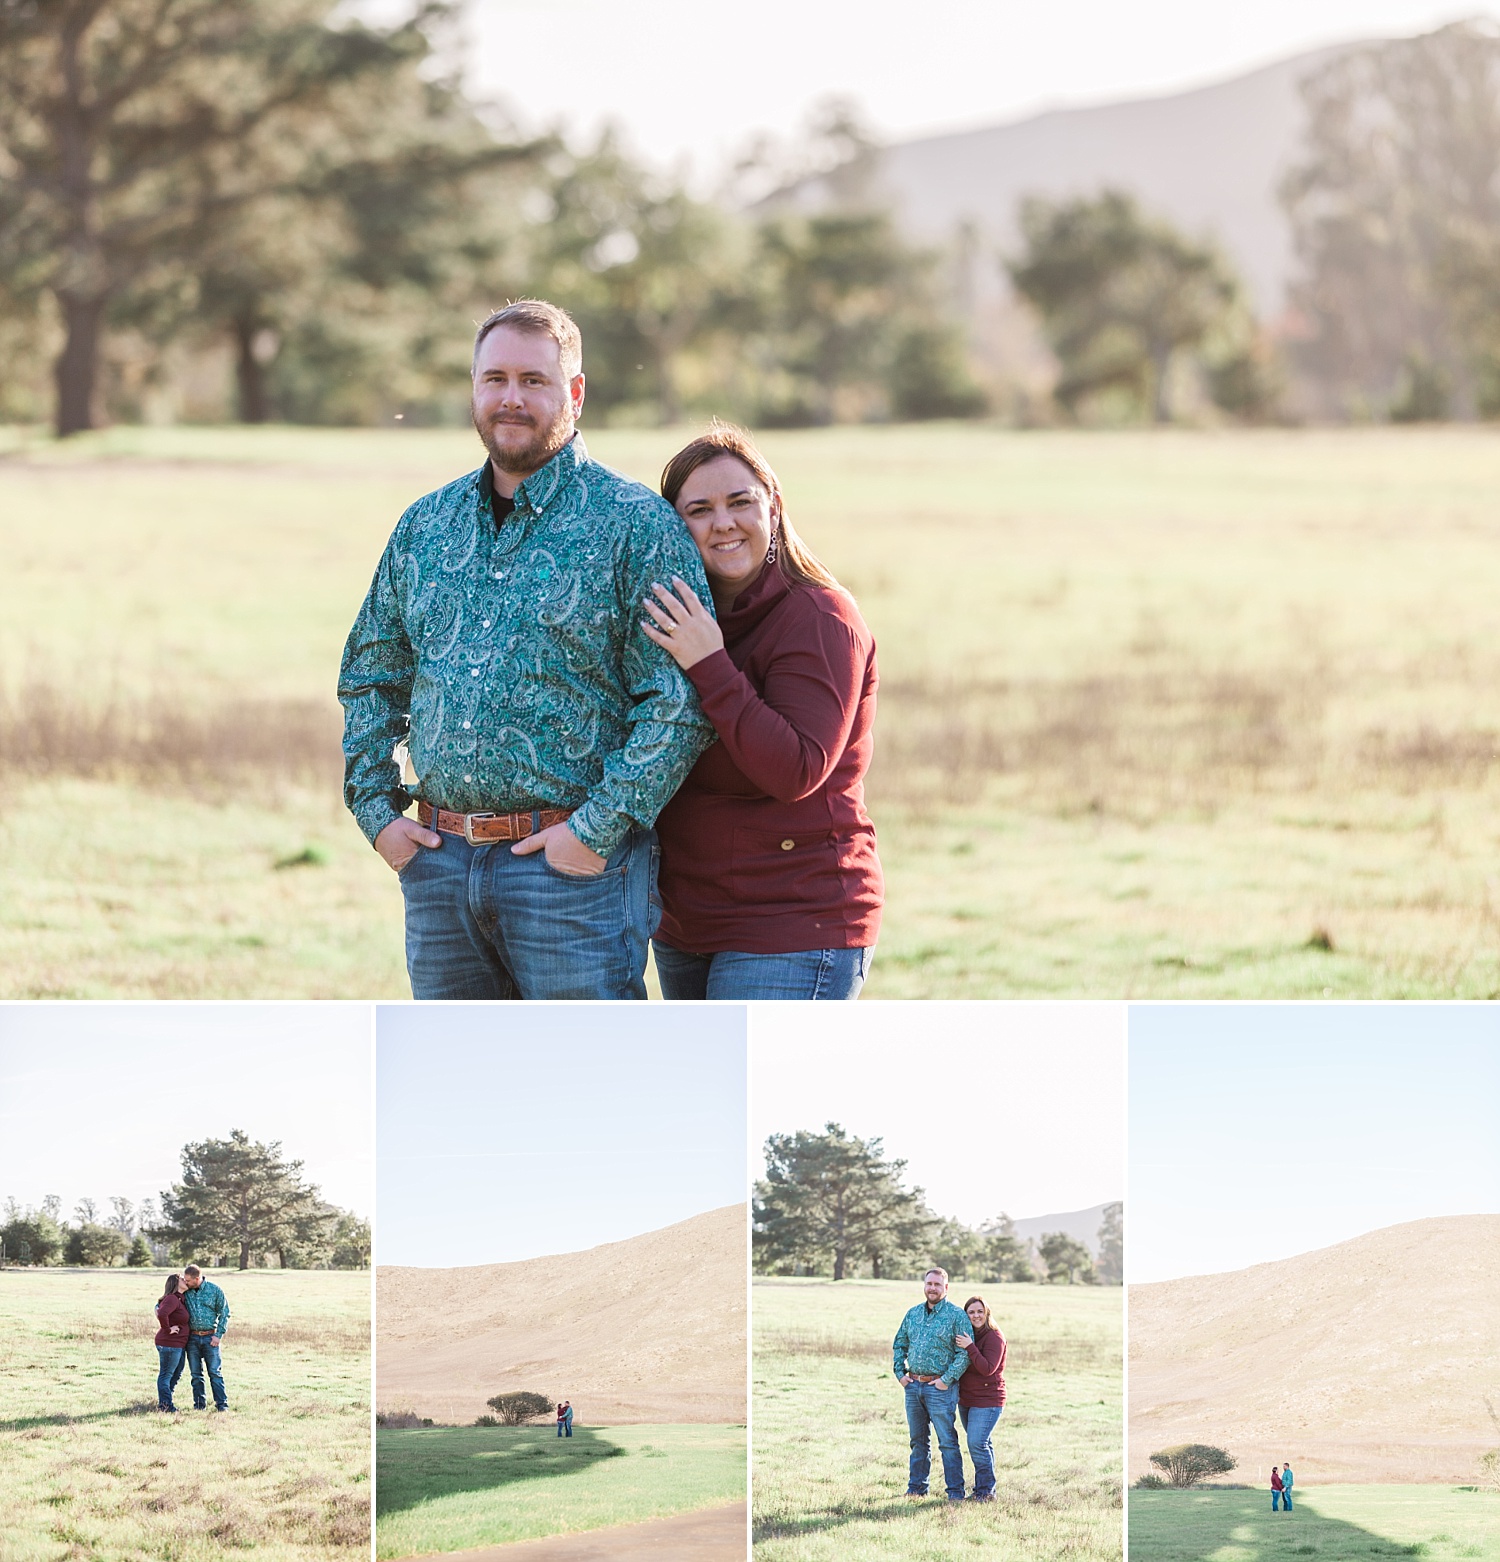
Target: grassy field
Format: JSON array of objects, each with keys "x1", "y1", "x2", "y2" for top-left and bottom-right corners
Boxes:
[
  {"x1": 4, "y1": 421, "x2": 1500, "y2": 996},
  {"x1": 1129, "y1": 1485, "x2": 1500, "y2": 1561},
  {"x1": 753, "y1": 1277, "x2": 1122, "y2": 1562},
  {"x1": 374, "y1": 1422, "x2": 746, "y2": 1558},
  {"x1": 0, "y1": 1267, "x2": 370, "y2": 1562}
]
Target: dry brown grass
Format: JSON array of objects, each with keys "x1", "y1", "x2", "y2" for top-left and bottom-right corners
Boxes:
[
  {"x1": 49, "y1": 1311, "x2": 369, "y2": 1351},
  {"x1": 761, "y1": 1324, "x2": 1114, "y2": 1373},
  {"x1": 871, "y1": 669, "x2": 1500, "y2": 813},
  {"x1": 0, "y1": 679, "x2": 341, "y2": 786}
]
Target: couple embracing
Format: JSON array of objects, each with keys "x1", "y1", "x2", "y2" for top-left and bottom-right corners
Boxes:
[
  {"x1": 154, "y1": 1265, "x2": 230, "y2": 1413},
  {"x1": 894, "y1": 1267, "x2": 1007, "y2": 1503},
  {"x1": 340, "y1": 298, "x2": 881, "y2": 1002}
]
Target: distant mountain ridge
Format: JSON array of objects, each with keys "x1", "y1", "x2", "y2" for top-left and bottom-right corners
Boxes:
[
  {"x1": 1009, "y1": 1202, "x2": 1112, "y2": 1256},
  {"x1": 1130, "y1": 1214, "x2": 1500, "y2": 1483},
  {"x1": 773, "y1": 43, "x2": 1371, "y2": 314},
  {"x1": 377, "y1": 1204, "x2": 746, "y2": 1426}
]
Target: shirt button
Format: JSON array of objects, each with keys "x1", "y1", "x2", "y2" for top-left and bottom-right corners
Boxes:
[
  {"x1": 493, "y1": 570, "x2": 503, "y2": 580},
  {"x1": 462, "y1": 721, "x2": 471, "y2": 730},
  {"x1": 482, "y1": 619, "x2": 491, "y2": 628},
  {"x1": 470, "y1": 668, "x2": 480, "y2": 677},
  {"x1": 780, "y1": 838, "x2": 795, "y2": 851},
  {"x1": 463, "y1": 774, "x2": 472, "y2": 782}
]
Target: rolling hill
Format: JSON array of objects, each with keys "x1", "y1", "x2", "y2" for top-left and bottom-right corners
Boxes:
[
  {"x1": 773, "y1": 43, "x2": 1362, "y2": 315},
  {"x1": 1129, "y1": 1214, "x2": 1500, "y2": 1484},
  {"x1": 377, "y1": 1204, "x2": 746, "y2": 1426}
]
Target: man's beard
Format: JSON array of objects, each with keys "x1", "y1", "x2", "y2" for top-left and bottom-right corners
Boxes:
[{"x1": 473, "y1": 399, "x2": 574, "y2": 475}]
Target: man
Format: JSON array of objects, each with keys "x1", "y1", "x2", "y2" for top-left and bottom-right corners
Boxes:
[
  {"x1": 1281, "y1": 1461, "x2": 1294, "y2": 1511},
  {"x1": 339, "y1": 299, "x2": 716, "y2": 999},
  {"x1": 893, "y1": 1266, "x2": 970, "y2": 1501},
  {"x1": 556, "y1": 1399, "x2": 573, "y2": 1438},
  {"x1": 182, "y1": 1264, "x2": 230, "y2": 1412}
]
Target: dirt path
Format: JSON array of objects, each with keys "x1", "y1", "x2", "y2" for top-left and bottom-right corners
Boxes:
[{"x1": 394, "y1": 1502, "x2": 747, "y2": 1562}]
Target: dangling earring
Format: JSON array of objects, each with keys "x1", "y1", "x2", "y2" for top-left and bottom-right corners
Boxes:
[{"x1": 765, "y1": 514, "x2": 781, "y2": 566}]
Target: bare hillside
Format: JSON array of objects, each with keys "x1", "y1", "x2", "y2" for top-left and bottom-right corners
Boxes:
[
  {"x1": 1130, "y1": 1215, "x2": 1500, "y2": 1483},
  {"x1": 378, "y1": 1205, "x2": 746, "y2": 1426},
  {"x1": 774, "y1": 45, "x2": 1357, "y2": 314}
]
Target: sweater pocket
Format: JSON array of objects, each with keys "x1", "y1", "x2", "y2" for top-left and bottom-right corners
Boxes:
[{"x1": 731, "y1": 827, "x2": 838, "y2": 908}]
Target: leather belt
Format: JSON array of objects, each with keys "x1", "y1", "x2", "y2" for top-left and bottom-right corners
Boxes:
[{"x1": 417, "y1": 800, "x2": 572, "y2": 845}]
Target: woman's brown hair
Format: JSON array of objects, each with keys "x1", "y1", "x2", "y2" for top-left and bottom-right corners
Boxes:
[
  {"x1": 162, "y1": 1274, "x2": 180, "y2": 1298},
  {"x1": 962, "y1": 1296, "x2": 992, "y2": 1331},
  {"x1": 660, "y1": 421, "x2": 839, "y2": 592}
]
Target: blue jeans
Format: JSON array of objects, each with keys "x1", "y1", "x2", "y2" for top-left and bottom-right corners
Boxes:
[
  {"x1": 903, "y1": 1380, "x2": 964, "y2": 1499},
  {"x1": 1283, "y1": 1488, "x2": 1292, "y2": 1511},
  {"x1": 156, "y1": 1346, "x2": 185, "y2": 1410},
  {"x1": 652, "y1": 942, "x2": 872, "y2": 1000},
  {"x1": 960, "y1": 1404, "x2": 1002, "y2": 1497},
  {"x1": 557, "y1": 1417, "x2": 572, "y2": 1437},
  {"x1": 1273, "y1": 1490, "x2": 1281, "y2": 1510},
  {"x1": 399, "y1": 825, "x2": 659, "y2": 999},
  {"x1": 186, "y1": 1335, "x2": 227, "y2": 1410}
]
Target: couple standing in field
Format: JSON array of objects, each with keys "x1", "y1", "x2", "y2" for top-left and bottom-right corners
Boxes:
[
  {"x1": 153, "y1": 1265, "x2": 230, "y2": 1413},
  {"x1": 1271, "y1": 1461, "x2": 1295, "y2": 1510},
  {"x1": 893, "y1": 1267, "x2": 1008, "y2": 1503},
  {"x1": 339, "y1": 298, "x2": 883, "y2": 1002}
]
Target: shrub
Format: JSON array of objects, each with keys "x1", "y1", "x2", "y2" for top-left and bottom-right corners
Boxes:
[
  {"x1": 1149, "y1": 1444, "x2": 1237, "y2": 1487},
  {"x1": 1134, "y1": 1473, "x2": 1167, "y2": 1489},
  {"x1": 485, "y1": 1391, "x2": 553, "y2": 1426},
  {"x1": 474, "y1": 1415, "x2": 499, "y2": 1427},
  {"x1": 376, "y1": 1410, "x2": 424, "y2": 1429},
  {"x1": 126, "y1": 1235, "x2": 154, "y2": 1267}
]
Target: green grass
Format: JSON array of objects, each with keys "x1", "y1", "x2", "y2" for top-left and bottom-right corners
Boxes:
[
  {"x1": 1128, "y1": 1485, "x2": 1500, "y2": 1561},
  {"x1": 5, "y1": 421, "x2": 1500, "y2": 996},
  {"x1": 0, "y1": 1267, "x2": 370, "y2": 1562},
  {"x1": 753, "y1": 1278, "x2": 1122, "y2": 1561},
  {"x1": 374, "y1": 1422, "x2": 746, "y2": 1558}
]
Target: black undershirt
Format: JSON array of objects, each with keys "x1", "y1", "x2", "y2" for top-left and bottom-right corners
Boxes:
[{"x1": 491, "y1": 489, "x2": 514, "y2": 529}]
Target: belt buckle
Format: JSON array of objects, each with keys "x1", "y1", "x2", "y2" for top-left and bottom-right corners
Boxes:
[{"x1": 463, "y1": 811, "x2": 497, "y2": 846}]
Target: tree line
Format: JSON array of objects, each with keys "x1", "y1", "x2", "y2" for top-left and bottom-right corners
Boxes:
[
  {"x1": 1, "y1": 1129, "x2": 369, "y2": 1271},
  {"x1": 753, "y1": 1123, "x2": 1122, "y2": 1285},
  {"x1": 2, "y1": 8, "x2": 1493, "y2": 433}
]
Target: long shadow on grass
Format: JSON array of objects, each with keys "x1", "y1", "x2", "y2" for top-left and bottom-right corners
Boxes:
[
  {"x1": 0, "y1": 1403, "x2": 157, "y2": 1431},
  {"x1": 376, "y1": 1427, "x2": 626, "y2": 1518},
  {"x1": 1128, "y1": 1487, "x2": 1435, "y2": 1561}
]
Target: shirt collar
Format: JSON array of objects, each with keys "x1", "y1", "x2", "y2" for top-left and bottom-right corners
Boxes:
[{"x1": 477, "y1": 433, "x2": 588, "y2": 515}]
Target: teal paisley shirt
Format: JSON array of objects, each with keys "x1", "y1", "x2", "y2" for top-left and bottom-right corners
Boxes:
[
  {"x1": 893, "y1": 1299, "x2": 970, "y2": 1386},
  {"x1": 184, "y1": 1278, "x2": 230, "y2": 1336},
  {"x1": 339, "y1": 436, "x2": 716, "y2": 856}
]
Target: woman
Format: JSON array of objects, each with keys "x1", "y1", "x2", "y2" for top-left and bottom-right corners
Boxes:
[
  {"x1": 155, "y1": 1273, "x2": 190, "y2": 1413},
  {"x1": 642, "y1": 423, "x2": 882, "y2": 999},
  {"x1": 953, "y1": 1295, "x2": 1006, "y2": 1501}
]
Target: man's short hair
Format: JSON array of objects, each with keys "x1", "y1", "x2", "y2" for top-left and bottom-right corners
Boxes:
[
  {"x1": 924, "y1": 1267, "x2": 949, "y2": 1282},
  {"x1": 183, "y1": 1264, "x2": 202, "y2": 1277},
  {"x1": 473, "y1": 300, "x2": 583, "y2": 378}
]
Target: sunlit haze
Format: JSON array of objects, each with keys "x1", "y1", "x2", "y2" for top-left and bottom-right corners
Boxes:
[
  {"x1": 0, "y1": 1005, "x2": 374, "y2": 1217},
  {"x1": 439, "y1": 1, "x2": 1500, "y2": 174},
  {"x1": 750, "y1": 1003, "x2": 1125, "y2": 1228}
]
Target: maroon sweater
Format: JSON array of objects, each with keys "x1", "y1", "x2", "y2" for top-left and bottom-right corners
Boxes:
[
  {"x1": 155, "y1": 1292, "x2": 191, "y2": 1348},
  {"x1": 958, "y1": 1326, "x2": 1007, "y2": 1408},
  {"x1": 654, "y1": 564, "x2": 883, "y2": 953}
]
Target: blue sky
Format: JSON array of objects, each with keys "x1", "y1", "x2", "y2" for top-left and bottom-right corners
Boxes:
[
  {"x1": 0, "y1": 1005, "x2": 374, "y2": 1217},
  {"x1": 1129, "y1": 1004, "x2": 1500, "y2": 1282},
  {"x1": 751, "y1": 1002, "x2": 1125, "y2": 1227},
  {"x1": 376, "y1": 1005, "x2": 747, "y2": 1266}
]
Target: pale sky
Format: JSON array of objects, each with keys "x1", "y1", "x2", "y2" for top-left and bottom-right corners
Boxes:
[
  {"x1": 1129, "y1": 1005, "x2": 1500, "y2": 1283},
  {"x1": 0, "y1": 1005, "x2": 374, "y2": 1218},
  {"x1": 440, "y1": 0, "x2": 1498, "y2": 174},
  {"x1": 376, "y1": 1005, "x2": 747, "y2": 1266},
  {"x1": 750, "y1": 1003, "x2": 1125, "y2": 1228}
]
